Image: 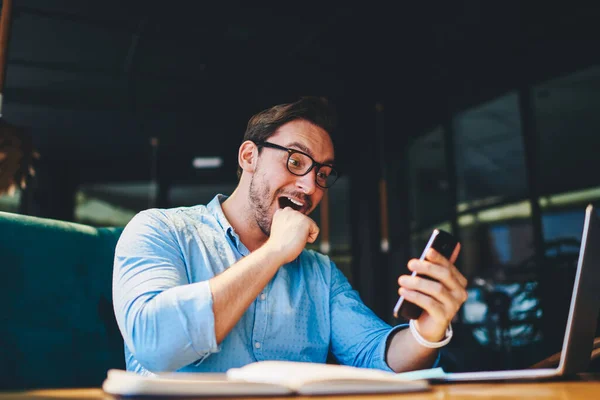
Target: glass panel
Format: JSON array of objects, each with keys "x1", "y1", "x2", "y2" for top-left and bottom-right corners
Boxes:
[
  {"x1": 458, "y1": 208, "x2": 535, "y2": 281},
  {"x1": 75, "y1": 182, "x2": 149, "y2": 227},
  {"x1": 453, "y1": 91, "x2": 528, "y2": 210},
  {"x1": 535, "y1": 63, "x2": 600, "y2": 345},
  {"x1": 407, "y1": 125, "x2": 451, "y2": 231},
  {"x1": 311, "y1": 176, "x2": 352, "y2": 281},
  {"x1": 463, "y1": 281, "x2": 543, "y2": 365},
  {"x1": 458, "y1": 203, "x2": 539, "y2": 369},
  {"x1": 168, "y1": 183, "x2": 237, "y2": 207},
  {"x1": 452, "y1": 91, "x2": 538, "y2": 364},
  {"x1": 533, "y1": 65, "x2": 600, "y2": 195},
  {"x1": 0, "y1": 190, "x2": 21, "y2": 213},
  {"x1": 540, "y1": 207, "x2": 585, "y2": 256}
]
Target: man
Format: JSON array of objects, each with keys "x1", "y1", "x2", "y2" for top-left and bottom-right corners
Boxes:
[{"x1": 113, "y1": 97, "x2": 468, "y2": 375}]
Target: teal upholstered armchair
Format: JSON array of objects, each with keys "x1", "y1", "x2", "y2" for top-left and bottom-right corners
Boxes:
[{"x1": 0, "y1": 211, "x2": 125, "y2": 389}]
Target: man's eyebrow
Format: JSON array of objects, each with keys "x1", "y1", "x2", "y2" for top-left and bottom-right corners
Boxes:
[{"x1": 286, "y1": 141, "x2": 335, "y2": 165}]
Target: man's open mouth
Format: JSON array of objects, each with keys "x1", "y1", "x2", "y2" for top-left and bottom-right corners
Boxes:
[{"x1": 278, "y1": 196, "x2": 305, "y2": 212}]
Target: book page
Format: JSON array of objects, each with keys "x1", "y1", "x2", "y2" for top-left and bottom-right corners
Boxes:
[
  {"x1": 395, "y1": 367, "x2": 447, "y2": 380},
  {"x1": 102, "y1": 369, "x2": 292, "y2": 396},
  {"x1": 103, "y1": 365, "x2": 429, "y2": 397},
  {"x1": 226, "y1": 361, "x2": 421, "y2": 391}
]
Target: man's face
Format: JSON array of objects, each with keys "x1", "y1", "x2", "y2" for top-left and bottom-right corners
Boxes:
[{"x1": 248, "y1": 119, "x2": 334, "y2": 236}]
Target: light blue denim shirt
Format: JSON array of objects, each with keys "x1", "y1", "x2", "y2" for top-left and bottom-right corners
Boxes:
[{"x1": 113, "y1": 194, "x2": 408, "y2": 375}]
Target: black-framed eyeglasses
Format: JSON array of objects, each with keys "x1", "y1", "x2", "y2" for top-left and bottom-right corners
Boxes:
[{"x1": 254, "y1": 141, "x2": 339, "y2": 188}]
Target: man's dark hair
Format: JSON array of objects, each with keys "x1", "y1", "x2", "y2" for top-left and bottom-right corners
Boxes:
[{"x1": 236, "y1": 96, "x2": 337, "y2": 179}]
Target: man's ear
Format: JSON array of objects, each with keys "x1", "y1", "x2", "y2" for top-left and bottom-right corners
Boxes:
[{"x1": 238, "y1": 140, "x2": 258, "y2": 173}]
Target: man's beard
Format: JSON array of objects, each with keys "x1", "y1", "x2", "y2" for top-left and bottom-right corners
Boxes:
[{"x1": 248, "y1": 172, "x2": 277, "y2": 237}]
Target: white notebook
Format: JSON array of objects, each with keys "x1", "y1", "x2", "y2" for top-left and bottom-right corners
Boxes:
[{"x1": 102, "y1": 360, "x2": 430, "y2": 397}]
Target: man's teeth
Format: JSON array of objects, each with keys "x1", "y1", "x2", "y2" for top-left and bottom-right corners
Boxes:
[{"x1": 288, "y1": 197, "x2": 303, "y2": 207}]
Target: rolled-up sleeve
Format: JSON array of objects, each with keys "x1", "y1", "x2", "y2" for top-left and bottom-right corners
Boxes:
[{"x1": 112, "y1": 210, "x2": 219, "y2": 372}]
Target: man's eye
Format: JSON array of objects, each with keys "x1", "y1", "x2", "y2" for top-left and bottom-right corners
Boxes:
[
  {"x1": 317, "y1": 171, "x2": 329, "y2": 179},
  {"x1": 290, "y1": 159, "x2": 299, "y2": 166}
]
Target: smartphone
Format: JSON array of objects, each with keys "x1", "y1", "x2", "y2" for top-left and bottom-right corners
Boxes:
[{"x1": 393, "y1": 229, "x2": 459, "y2": 320}]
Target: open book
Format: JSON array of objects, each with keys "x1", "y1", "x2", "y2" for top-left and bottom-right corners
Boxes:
[{"x1": 102, "y1": 360, "x2": 430, "y2": 396}]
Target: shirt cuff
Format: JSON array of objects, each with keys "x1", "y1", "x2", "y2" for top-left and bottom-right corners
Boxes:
[
  {"x1": 171, "y1": 280, "x2": 220, "y2": 359},
  {"x1": 379, "y1": 323, "x2": 442, "y2": 371},
  {"x1": 374, "y1": 324, "x2": 408, "y2": 372}
]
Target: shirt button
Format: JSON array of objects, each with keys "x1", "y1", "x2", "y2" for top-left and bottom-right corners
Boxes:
[
  {"x1": 259, "y1": 293, "x2": 266, "y2": 301},
  {"x1": 255, "y1": 342, "x2": 261, "y2": 349}
]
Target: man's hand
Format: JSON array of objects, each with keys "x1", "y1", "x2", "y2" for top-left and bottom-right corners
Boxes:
[
  {"x1": 264, "y1": 207, "x2": 320, "y2": 264},
  {"x1": 397, "y1": 245, "x2": 468, "y2": 342}
]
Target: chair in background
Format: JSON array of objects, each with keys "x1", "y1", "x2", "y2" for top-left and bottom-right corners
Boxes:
[{"x1": 0, "y1": 211, "x2": 124, "y2": 390}]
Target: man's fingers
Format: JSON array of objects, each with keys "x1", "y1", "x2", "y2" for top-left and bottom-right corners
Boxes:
[
  {"x1": 306, "y1": 223, "x2": 320, "y2": 243},
  {"x1": 399, "y1": 288, "x2": 446, "y2": 321},
  {"x1": 408, "y1": 259, "x2": 468, "y2": 295},
  {"x1": 449, "y1": 242, "x2": 461, "y2": 264},
  {"x1": 426, "y1": 246, "x2": 456, "y2": 267},
  {"x1": 426, "y1": 247, "x2": 468, "y2": 288},
  {"x1": 408, "y1": 259, "x2": 454, "y2": 287},
  {"x1": 399, "y1": 275, "x2": 455, "y2": 309}
]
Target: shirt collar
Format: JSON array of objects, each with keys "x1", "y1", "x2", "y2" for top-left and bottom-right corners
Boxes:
[{"x1": 207, "y1": 194, "x2": 243, "y2": 247}]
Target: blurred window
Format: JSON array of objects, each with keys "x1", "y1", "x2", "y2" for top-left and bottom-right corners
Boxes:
[
  {"x1": 407, "y1": 125, "x2": 451, "y2": 232},
  {"x1": 452, "y1": 91, "x2": 534, "y2": 279},
  {"x1": 533, "y1": 65, "x2": 600, "y2": 195},
  {"x1": 168, "y1": 183, "x2": 236, "y2": 207},
  {"x1": 75, "y1": 182, "x2": 149, "y2": 227},
  {"x1": 453, "y1": 91, "x2": 528, "y2": 210},
  {"x1": 0, "y1": 190, "x2": 21, "y2": 213},
  {"x1": 310, "y1": 176, "x2": 353, "y2": 281}
]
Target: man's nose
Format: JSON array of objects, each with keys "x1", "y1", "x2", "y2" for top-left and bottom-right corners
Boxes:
[{"x1": 296, "y1": 169, "x2": 317, "y2": 195}]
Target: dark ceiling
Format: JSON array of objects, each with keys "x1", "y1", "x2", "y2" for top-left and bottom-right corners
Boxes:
[{"x1": 3, "y1": 0, "x2": 600, "y2": 186}]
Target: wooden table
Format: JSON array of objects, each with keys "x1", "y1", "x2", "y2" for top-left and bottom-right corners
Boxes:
[{"x1": 2, "y1": 380, "x2": 600, "y2": 400}]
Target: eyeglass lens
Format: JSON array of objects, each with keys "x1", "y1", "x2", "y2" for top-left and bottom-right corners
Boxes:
[{"x1": 287, "y1": 152, "x2": 337, "y2": 188}]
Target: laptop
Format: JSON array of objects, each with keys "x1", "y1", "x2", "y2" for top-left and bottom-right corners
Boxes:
[{"x1": 437, "y1": 204, "x2": 600, "y2": 382}]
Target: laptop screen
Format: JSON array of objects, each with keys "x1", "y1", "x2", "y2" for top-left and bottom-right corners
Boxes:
[{"x1": 558, "y1": 204, "x2": 600, "y2": 374}]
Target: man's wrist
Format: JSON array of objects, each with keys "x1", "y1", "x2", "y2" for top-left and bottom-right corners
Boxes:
[
  {"x1": 410, "y1": 320, "x2": 453, "y2": 349},
  {"x1": 257, "y1": 241, "x2": 288, "y2": 266}
]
